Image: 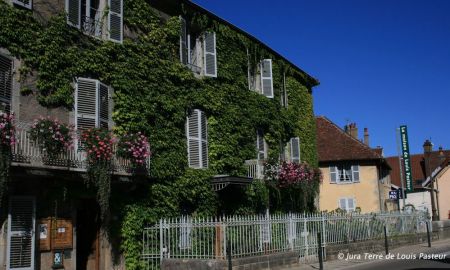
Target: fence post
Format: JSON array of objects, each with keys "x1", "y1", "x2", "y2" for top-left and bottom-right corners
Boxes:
[
  {"x1": 317, "y1": 231, "x2": 324, "y2": 270},
  {"x1": 384, "y1": 224, "x2": 389, "y2": 255},
  {"x1": 227, "y1": 240, "x2": 232, "y2": 270},
  {"x1": 159, "y1": 219, "x2": 164, "y2": 261},
  {"x1": 426, "y1": 221, "x2": 431, "y2": 248}
]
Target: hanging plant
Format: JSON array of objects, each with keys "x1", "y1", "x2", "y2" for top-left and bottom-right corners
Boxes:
[
  {"x1": 29, "y1": 116, "x2": 74, "y2": 158},
  {"x1": 0, "y1": 112, "x2": 15, "y2": 206},
  {"x1": 117, "y1": 132, "x2": 151, "y2": 169},
  {"x1": 81, "y1": 128, "x2": 114, "y2": 221}
]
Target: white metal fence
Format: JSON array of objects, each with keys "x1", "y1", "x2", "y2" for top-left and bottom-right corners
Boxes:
[{"x1": 142, "y1": 211, "x2": 429, "y2": 269}]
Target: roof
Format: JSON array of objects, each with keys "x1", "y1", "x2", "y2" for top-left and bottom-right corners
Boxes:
[
  {"x1": 316, "y1": 116, "x2": 386, "y2": 163},
  {"x1": 422, "y1": 157, "x2": 450, "y2": 187},
  {"x1": 151, "y1": 0, "x2": 319, "y2": 88},
  {"x1": 386, "y1": 149, "x2": 450, "y2": 189}
]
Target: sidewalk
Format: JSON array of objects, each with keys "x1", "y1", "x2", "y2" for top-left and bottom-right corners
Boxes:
[{"x1": 288, "y1": 238, "x2": 450, "y2": 269}]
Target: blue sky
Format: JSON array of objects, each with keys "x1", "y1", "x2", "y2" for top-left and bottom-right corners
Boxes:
[{"x1": 193, "y1": 0, "x2": 450, "y2": 157}]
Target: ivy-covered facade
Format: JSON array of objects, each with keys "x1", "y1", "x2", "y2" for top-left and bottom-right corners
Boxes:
[{"x1": 0, "y1": 0, "x2": 320, "y2": 269}]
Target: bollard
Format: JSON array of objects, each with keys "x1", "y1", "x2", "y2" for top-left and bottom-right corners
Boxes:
[
  {"x1": 426, "y1": 221, "x2": 431, "y2": 247},
  {"x1": 317, "y1": 231, "x2": 324, "y2": 270},
  {"x1": 227, "y1": 240, "x2": 232, "y2": 270},
  {"x1": 384, "y1": 225, "x2": 389, "y2": 255}
]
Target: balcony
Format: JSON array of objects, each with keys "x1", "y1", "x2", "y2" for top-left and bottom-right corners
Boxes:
[
  {"x1": 244, "y1": 159, "x2": 265, "y2": 180},
  {"x1": 11, "y1": 122, "x2": 149, "y2": 176}
]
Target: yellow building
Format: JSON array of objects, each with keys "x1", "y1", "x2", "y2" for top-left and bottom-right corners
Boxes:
[
  {"x1": 316, "y1": 117, "x2": 393, "y2": 213},
  {"x1": 423, "y1": 157, "x2": 450, "y2": 221}
]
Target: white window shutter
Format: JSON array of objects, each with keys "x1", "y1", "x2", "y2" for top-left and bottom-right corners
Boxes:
[
  {"x1": 187, "y1": 109, "x2": 208, "y2": 168},
  {"x1": 256, "y1": 129, "x2": 266, "y2": 160},
  {"x1": 330, "y1": 166, "x2": 337, "y2": 183},
  {"x1": 98, "y1": 82, "x2": 109, "y2": 129},
  {"x1": 66, "y1": 0, "x2": 81, "y2": 29},
  {"x1": 12, "y1": 0, "x2": 32, "y2": 9},
  {"x1": 108, "y1": 0, "x2": 123, "y2": 43},
  {"x1": 200, "y1": 111, "x2": 208, "y2": 168},
  {"x1": 203, "y1": 32, "x2": 217, "y2": 77},
  {"x1": 352, "y1": 165, "x2": 360, "y2": 182},
  {"x1": 348, "y1": 198, "x2": 355, "y2": 211},
  {"x1": 260, "y1": 59, "x2": 273, "y2": 98},
  {"x1": 7, "y1": 196, "x2": 36, "y2": 270},
  {"x1": 75, "y1": 78, "x2": 98, "y2": 131},
  {"x1": 290, "y1": 137, "x2": 300, "y2": 163},
  {"x1": 0, "y1": 54, "x2": 13, "y2": 113},
  {"x1": 180, "y1": 16, "x2": 188, "y2": 65}
]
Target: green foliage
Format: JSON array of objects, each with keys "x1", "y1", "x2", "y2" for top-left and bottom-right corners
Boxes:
[{"x1": 0, "y1": 1, "x2": 319, "y2": 267}]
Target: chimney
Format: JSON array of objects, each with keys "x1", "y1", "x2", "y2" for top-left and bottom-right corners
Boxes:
[
  {"x1": 344, "y1": 123, "x2": 358, "y2": 139},
  {"x1": 364, "y1": 127, "x2": 369, "y2": 146},
  {"x1": 439, "y1": 146, "x2": 445, "y2": 162},
  {"x1": 423, "y1": 139, "x2": 433, "y2": 154}
]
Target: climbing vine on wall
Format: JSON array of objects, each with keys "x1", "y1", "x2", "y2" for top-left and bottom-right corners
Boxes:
[{"x1": 0, "y1": 0, "x2": 319, "y2": 268}]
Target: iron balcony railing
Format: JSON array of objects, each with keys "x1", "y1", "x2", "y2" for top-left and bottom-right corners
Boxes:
[
  {"x1": 11, "y1": 122, "x2": 150, "y2": 176},
  {"x1": 245, "y1": 159, "x2": 265, "y2": 180},
  {"x1": 81, "y1": 8, "x2": 103, "y2": 38}
]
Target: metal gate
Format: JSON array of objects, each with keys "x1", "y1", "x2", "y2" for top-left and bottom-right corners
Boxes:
[{"x1": 6, "y1": 196, "x2": 36, "y2": 270}]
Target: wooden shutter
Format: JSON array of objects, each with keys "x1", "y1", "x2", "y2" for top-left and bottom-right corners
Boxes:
[
  {"x1": 330, "y1": 166, "x2": 337, "y2": 183},
  {"x1": 256, "y1": 129, "x2": 265, "y2": 160},
  {"x1": 108, "y1": 0, "x2": 123, "y2": 43},
  {"x1": 75, "y1": 78, "x2": 98, "y2": 131},
  {"x1": 200, "y1": 111, "x2": 208, "y2": 168},
  {"x1": 290, "y1": 137, "x2": 300, "y2": 163},
  {"x1": 260, "y1": 59, "x2": 273, "y2": 98},
  {"x1": 12, "y1": 0, "x2": 32, "y2": 9},
  {"x1": 99, "y1": 82, "x2": 109, "y2": 129},
  {"x1": 203, "y1": 32, "x2": 217, "y2": 77},
  {"x1": 180, "y1": 17, "x2": 188, "y2": 65},
  {"x1": 7, "y1": 196, "x2": 35, "y2": 270},
  {"x1": 66, "y1": 0, "x2": 81, "y2": 29},
  {"x1": 187, "y1": 109, "x2": 208, "y2": 168},
  {"x1": 352, "y1": 165, "x2": 360, "y2": 182},
  {"x1": 0, "y1": 54, "x2": 13, "y2": 113}
]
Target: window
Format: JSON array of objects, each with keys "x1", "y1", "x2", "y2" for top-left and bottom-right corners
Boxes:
[
  {"x1": 339, "y1": 197, "x2": 356, "y2": 212},
  {"x1": 75, "y1": 77, "x2": 111, "y2": 131},
  {"x1": 280, "y1": 71, "x2": 288, "y2": 107},
  {"x1": 66, "y1": 0, "x2": 123, "y2": 43},
  {"x1": 256, "y1": 129, "x2": 267, "y2": 160},
  {"x1": 289, "y1": 137, "x2": 300, "y2": 163},
  {"x1": 248, "y1": 59, "x2": 273, "y2": 98},
  {"x1": 180, "y1": 18, "x2": 217, "y2": 77},
  {"x1": 186, "y1": 109, "x2": 208, "y2": 168},
  {"x1": 12, "y1": 0, "x2": 32, "y2": 9},
  {"x1": 330, "y1": 164, "x2": 360, "y2": 183},
  {"x1": 0, "y1": 54, "x2": 13, "y2": 113}
]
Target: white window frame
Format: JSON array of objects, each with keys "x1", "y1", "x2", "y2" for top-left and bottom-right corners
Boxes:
[
  {"x1": 339, "y1": 197, "x2": 356, "y2": 212},
  {"x1": 260, "y1": 59, "x2": 274, "y2": 98},
  {"x1": 256, "y1": 129, "x2": 267, "y2": 160},
  {"x1": 289, "y1": 137, "x2": 300, "y2": 163},
  {"x1": 330, "y1": 164, "x2": 360, "y2": 184}
]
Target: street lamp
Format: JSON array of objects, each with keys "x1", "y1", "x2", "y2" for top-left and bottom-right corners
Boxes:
[{"x1": 423, "y1": 140, "x2": 438, "y2": 221}]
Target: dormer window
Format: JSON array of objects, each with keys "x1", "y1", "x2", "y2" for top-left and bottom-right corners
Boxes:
[
  {"x1": 180, "y1": 17, "x2": 217, "y2": 77},
  {"x1": 66, "y1": 0, "x2": 123, "y2": 43}
]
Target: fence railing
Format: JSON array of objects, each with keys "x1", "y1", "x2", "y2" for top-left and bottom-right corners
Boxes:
[
  {"x1": 142, "y1": 211, "x2": 429, "y2": 269},
  {"x1": 11, "y1": 122, "x2": 150, "y2": 175},
  {"x1": 245, "y1": 159, "x2": 265, "y2": 179}
]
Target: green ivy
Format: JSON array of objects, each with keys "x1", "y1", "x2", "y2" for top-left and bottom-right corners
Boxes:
[{"x1": 0, "y1": 1, "x2": 319, "y2": 268}]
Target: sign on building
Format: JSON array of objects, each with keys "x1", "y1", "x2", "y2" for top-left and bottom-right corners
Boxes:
[{"x1": 400, "y1": 125, "x2": 413, "y2": 192}]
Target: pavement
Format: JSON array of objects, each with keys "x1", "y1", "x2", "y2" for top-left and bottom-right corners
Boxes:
[{"x1": 287, "y1": 238, "x2": 450, "y2": 269}]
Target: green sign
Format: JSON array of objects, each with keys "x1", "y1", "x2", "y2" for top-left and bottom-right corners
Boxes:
[{"x1": 400, "y1": 125, "x2": 413, "y2": 192}]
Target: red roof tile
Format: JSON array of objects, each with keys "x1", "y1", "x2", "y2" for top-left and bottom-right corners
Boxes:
[
  {"x1": 316, "y1": 116, "x2": 384, "y2": 162},
  {"x1": 386, "y1": 150, "x2": 450, "y2": 189}
]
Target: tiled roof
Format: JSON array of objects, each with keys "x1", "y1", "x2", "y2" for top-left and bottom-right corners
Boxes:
[
  {"x1": 316, "y1": 116, "x2": 384, "y2": 162},
  {"x1": 386, "y1": 150, "x2": 450, "y2": 188}
]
